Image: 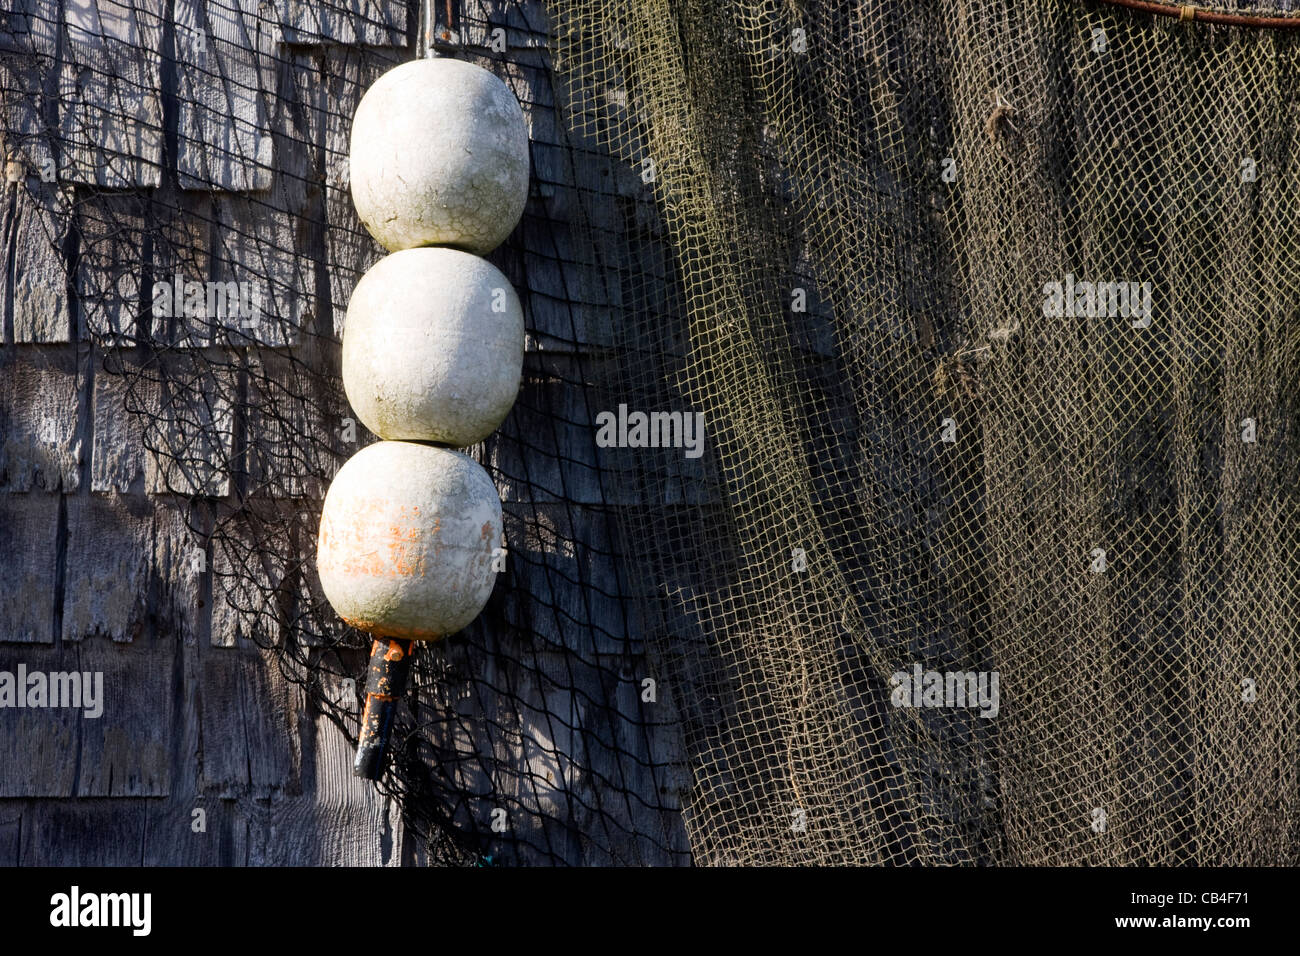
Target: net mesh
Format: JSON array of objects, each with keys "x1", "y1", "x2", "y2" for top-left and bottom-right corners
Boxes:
[
  {"x1": 550, "y1": 0, "x2": 1300, "y2": 864},
  {"x1": 3, "y1": 0, "x2": 1297, "y2": 865}
]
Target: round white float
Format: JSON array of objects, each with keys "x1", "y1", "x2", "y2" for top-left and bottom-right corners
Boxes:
[
  {"x1": 349, "y1": 57, "x2": 530, "y2": 255},
  {"x1": 316, "y1": 441, "x2": 502, "y2": 640},
  {"x1": 342, "y1": 247, "x2": 523, "y2": 446}
]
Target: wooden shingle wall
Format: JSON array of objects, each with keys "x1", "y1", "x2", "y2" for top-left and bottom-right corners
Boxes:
[{"x1": 0, "y1": 0, "x2": 692, "y2": 865}]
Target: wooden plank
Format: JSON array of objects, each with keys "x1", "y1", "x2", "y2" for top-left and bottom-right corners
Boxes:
[
  {"x1": 505, "y1": 214, "x2": 617, "y2": 352},
  {"x1": 139, "y1": 798, "x2": 244, "y2": 865},
  {"x1": 17, "y1": 799, "x2": 149, "y2": 864},
  {"x1": 488, "y1": 373, "x2": 607, "y2": 506},
  {"x1": 208, "y1": 496, "x2": 340, "y2": 651},
  {"x1": 146, "y1": 497, "x2": 210, "y2": 648},
  {"x1": 145, "y1": 193, "x2": 213, "y2": 348},
  {"x1": 630, "y1": 665, "x2": 694, "y2": 856},
  {"x1": 0, "y1": 1, "x2": 61, "y2": 58},
  {"x1": 547, "y1": 653, "x2": 690, "y2": 864},
  {"x1": 0, "y1": 56, "x2": 69, "y2": 343},
  {"x1": 175, "y1": 0, "x2": 277, "y2": 191},
  {"x1": 90, "y1": 349, "x2": 149, "y2": 493},
  {"x1": 143, "y1": 353, "x2": 235, "y2": 497},
  {"x1": 292, "y1": 508, "x2": 352, "y2": 648},
  {"x1": 14, "y1": 798, "x2": 243, "y2": 864},
  {"x1": 13, "y1": 798, "x2": 231, "y2": 864},
  {"x1": 149, "y1": 790, "x2": 404, "y2": 865},
  {"x1": 462, "y1": 0, "x2": 552, "y2": 51},
  {"x1": 0, "y1": 494, "x2": 58, "y2": 644},
  {"x1": 36, "y1": 654, "x2": 389, "y2": 865},
  {"x1": 0, "y1": 345, "x2": 82, "y2": 493},
  {"x1": 73, "y1": 635, "x2": 174, "y2": 796},
  {"x1": 291, "y1": 694, "x2": 407, "y2": 865},
  {"x1": 209, "y1": 507, "x2": 292, "y2": 649},
  {"x1": 142, "y1": 794, "x2": 405, "y2": 865},
  {"x1": 1, "y1": 636, "x2": 175, "y2": 797},
  {"x1": 308, "y1": 47, "x2": 393, "y2": 339},
  {"x1": 197, "y1": 651, "x2": 301, "y2": 798},
  {"x1": 0, "y1": 643, "x2": 81, "y2": 794},
  {"x1": 0, "y1": 815, "x2": 19, "y2": 865},
  {"x1": 76, "y1": 194, "x2": 147, "y2": 344},
  {"x1": 487, "y1": 652, "x2": 588, "y2": 865},
  {"x1": 209, "y1": 193, "x2": 307, "y2": 348},
  {"x1": 458, "y1": 39, "x2": 624, "y2": 353},
  {"x1": 241, "y1": 351, "x2": 332, "y2": 499},
  {"x1": 0, "y1": 52, "x2": 54, "y2": 175},
  {"x1": 208, "y1": 552, "x2": 275, "y2": 649},
  {"x1": 408, "y1": 641, "x2": 688, "y2": 865},
  {"x1": 6, "y1": 185, "x2": 73, "y2": 342},
  {"x1": 58, "y1": 0, "x2": 164, "y2": 188},
  {"x1": 238, "y1": 795, "x2": 404, "y2": 865},
  {"x1": 405, "y1": 639, "x2": 566, "y2": 865},
  {"x1": 276, "y1": 0, "x2": 407, "y2": 48},
  {"x1": 59, "y1": 494, "x2": 152, "y2": 642}
]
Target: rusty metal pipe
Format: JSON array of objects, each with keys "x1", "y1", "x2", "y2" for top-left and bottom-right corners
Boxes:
[{"x1": 354, "y1": 637, "x2": 414, "y2": 779}]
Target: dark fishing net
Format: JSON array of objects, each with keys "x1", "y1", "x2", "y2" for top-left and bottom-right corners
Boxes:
[{"x1": 3, "y1": 0, "x2": 1297, "y2": 866}]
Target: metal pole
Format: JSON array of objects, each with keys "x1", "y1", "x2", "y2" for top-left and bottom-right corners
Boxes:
[
  {"x1": 418, "y1": 0, "x2": 461, "y2": 57},
  {"x1": 418, "y1": 0, "x2": 435, "y2": 57}
]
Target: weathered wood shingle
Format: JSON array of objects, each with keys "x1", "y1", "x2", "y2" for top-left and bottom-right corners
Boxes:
[
  {"x1": 73, "y1": 635, "x2": 175, "y2": 796},
  {"x1": 210, "y1": 195, "x2": 307, "y2": 347},
  {"x1": 0, "y1": 346, "x2": 82, "y2": 492},
  {"x1": 497, "y1": 501, "x2": 647, "y2": 658},
  {"x1": 0, "y1": 494, "x2": 58, "y2": 644},
  {"x1": 304, "y1": 47, "x2": 391, "y2": 339},
  {"x1": 176, "y1": 0, "x2": 278, "y2": 191},
  {"x1": 90, "y1": 350, "x2": 149, "y2": 492},
  {"x1": 58, "y1": 1, "x2": 164, "y2": 188},
  {"x1": 0, "y1": 180, "x2": 71, "y2": 343},
  {"x1": 76, "y1": 194, "x2": 147, "y2": 344},
  {"x1": 59, "y1": 493, "x2": 153, "y2": 642},
  {"x1": 0, "y1": 644, "x2": 81, "y2": 793},
  {"x1": 198, "y1": 650, "x2": 300, "y2": 798},
  {"x1": 143, "y1": 355, "x2": 235, "y2": 496},
  {"x1": 276, "y1": 0, "x2": 407, "y2": 48}
]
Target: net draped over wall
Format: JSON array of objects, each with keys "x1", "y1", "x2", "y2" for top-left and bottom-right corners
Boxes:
[
  {"x1": 551, "y1": 0, "x2": 1299, "y2": 864},
  {"x1": 2, "y1": 0, "x2": 1297, "y2": 865}
]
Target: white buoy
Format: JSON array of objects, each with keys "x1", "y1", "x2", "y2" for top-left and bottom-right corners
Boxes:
[
  {"x1": 317, "y1": 441, "x2": 502, "y2": 640},
  {"x1": 349, "y1": 57, "x2": 530, "y2": 255},
  {"x1": 342, "y1": 247, "x2": 523, "y2": 446}
]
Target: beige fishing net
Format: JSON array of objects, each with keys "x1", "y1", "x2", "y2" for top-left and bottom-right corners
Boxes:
[{"x1": 549, "y1": 0, "x2": 1300, "y2": 864}]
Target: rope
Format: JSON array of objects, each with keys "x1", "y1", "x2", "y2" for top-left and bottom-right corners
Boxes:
[{"x1": 1095, "y1": 0, "x2": 1300, "y2": 28}]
